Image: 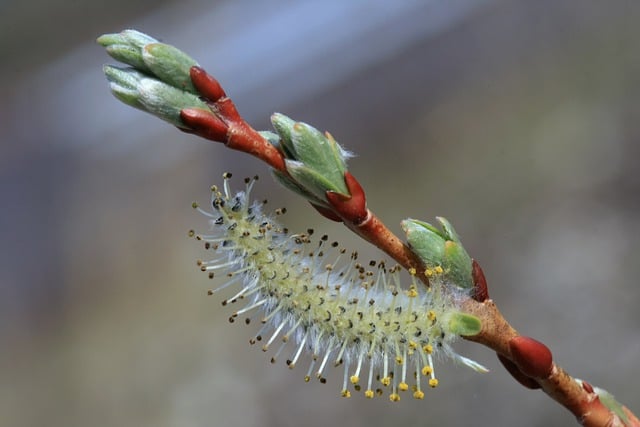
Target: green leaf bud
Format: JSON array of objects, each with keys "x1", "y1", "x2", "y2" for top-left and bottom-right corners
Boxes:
[
  {"x1": 270, "y1": 113, "x2": 297, "y2": 158},
  {"x1": 290, "y1": 123, "x2": 348, "y2": 196},
  {"x1": 103, "y1": 65, "x2": 209, "y2": 128},
  {"x1": 446, "y1": 312, "x2": 482, "y2": 336},
  {"x1": 97, "y1": 30, "x2": 158, "y2": 73},
  {"x1": 401, "y1": 219, "x2": 447, "y2": 267},
  {"x1": 120, "y1": 29, "x2": 158, "y2": 48},
  {"x1": 285, "y1": 160, "x2": 346, "y2": 202},
  {"x1": 271, "y1": 169, "x2": 328, "y2": 208},
  {"x1": 401, "y1": 218, "x2": 473, "y2": 289},
  {"x1": 142, "y1": 43, "x2": 198, "y2": 93},
  {"x1": 436, "y1": 216, "x2": 461, "y2": 243},
  {"x1": 443, "y1": 240, "x2": 473, "y2": 288},
  {"x1": 270, "y1": 113, "x2": 352, "y2": 204},
  {"x1": 137, "y1": 79, "x2": 209, "y2": 128},
  {"x1": 103, "y1": 65, "x2": 147, "y2": 111}
]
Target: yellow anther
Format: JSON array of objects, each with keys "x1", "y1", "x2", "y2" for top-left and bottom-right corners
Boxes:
[
  {"x1": 407, "y1": 287, "x2": 418, "y2": 298},
  {"x1": 350, "y1": 375, "x2": 359, "y2": 385},
  {"x1": 434, "y1": 265, "x2": 444, "y2": 275},
  {"x1": 413, "y1": 390, "x2": 425, "y2": 399},
  {"x1": 395, "y1": 356, "x2": 403, "y2": 365},
  {"x1": 429, "y1": 378, "x2": 439, "y2": 388},
  {"x1": 399, "y1": 382, "x2": 409, "y2": 392},
  {"x1": 304, "y1": 375, "x2": 311, "y2": 383},
  {"x1": 408, "y1": 341, "x2": 418, "y2": 350},
  {"x1": 427, "y1": 310, "x2": 437, "y2": 322},
  {"x1": 389, "y1": 393, "x2": 401, "y2": 402},
  {"x1": 364, "y1": 389, "x2": 375, "y2": 399},
  {"x1": 422, "y1": 366, "x2": 433, "y2": 376},
  {"x1": 380, "y1": 376, "x2": 391, "y2": 387},
  {"x1": 408, "y1": 268, "x2": 417, "y2": 276},
  {"x1": 424, "y1": 268, "x2": 433, "y2": 278},
  {"x1": 423, "y1": 344, "x2": 434, "y2": 354},
  {"x1": 341, "y1": 389, "x2": 351, "y2": 398}
]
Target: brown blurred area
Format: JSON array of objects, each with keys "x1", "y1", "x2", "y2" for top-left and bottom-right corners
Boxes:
[{"x1": 2, "y1": 1, "x2": 639, "y2": 426}]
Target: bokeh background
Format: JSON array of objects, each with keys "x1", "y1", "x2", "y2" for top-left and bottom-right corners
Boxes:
[{"x1": 2, "y1": 1, "x2": 639, "y2": 426}]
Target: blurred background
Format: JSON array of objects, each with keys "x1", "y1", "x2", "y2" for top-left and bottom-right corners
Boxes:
[{"x1": 2, "y1": 0, "x2": 639, "y2": 426}]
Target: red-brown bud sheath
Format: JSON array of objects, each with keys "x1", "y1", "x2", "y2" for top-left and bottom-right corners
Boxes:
[
  {"x1": 190, "y1": 66, "x2": 226, "y2": 101},
  {"x1": 180, "y1": 108, "x2": 229, "y2": 142},
  {"x1": 309, "y1": 203, "x2": 344, "y2": 222},
  {"x1": 509, "y1": 336, "x2": 553, "y2": 379},
  {"x1": 325, "y1": 172, "x2": 367, "y2": 225},
  {"x1": 497, "y1": 353, "x2": 541, "y2": 390},
  {"x1": 471, "y1": 259, "x2": 489, "y2": 302}
]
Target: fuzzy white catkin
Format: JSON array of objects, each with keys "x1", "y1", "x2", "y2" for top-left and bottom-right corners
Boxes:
[{"x1": 191, "y1": 176, "x2": 485, "y2": 401}]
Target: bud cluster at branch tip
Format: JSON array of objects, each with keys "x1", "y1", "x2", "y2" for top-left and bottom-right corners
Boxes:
[
  {"x1": 99, "y1": 30, "x2": 371, "y2": 225},
  {"x1": 98, "y1": 30, "x2": 218, "y2": 131}
]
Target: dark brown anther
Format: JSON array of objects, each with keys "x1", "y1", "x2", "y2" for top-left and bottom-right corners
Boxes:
[
  {"x1": 497, "y1": 353, "x2": 541, "y2": 389},
  {"x1": 471, "y1": 259, "x2": 489, "y2": 302},
  {"x1": 325, "y1": 171, "x2": 368, "y2": 225},
  {"x1": 509, "y1": 336, "x2": 553, "y2": 379},
  {"x1": 190, "y1": 66, "x2": 226, "y2": 101},
  {"x1": 180, "y1": 108, "x2": 229, "y2": 142}
]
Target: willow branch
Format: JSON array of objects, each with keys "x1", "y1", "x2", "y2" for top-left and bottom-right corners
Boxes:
[{"x1": 98, "y1": 30, "x2": 637, "y2": 426}]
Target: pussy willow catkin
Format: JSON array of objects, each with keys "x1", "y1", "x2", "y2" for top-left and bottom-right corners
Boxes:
[{"x1": 190, "y1": 175, "x2": 486, "y2": 401}]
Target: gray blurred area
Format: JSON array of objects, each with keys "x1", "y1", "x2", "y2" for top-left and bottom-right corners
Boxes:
[{"x1": 2, "y1": 1, "x2": 639, "y2": 426}]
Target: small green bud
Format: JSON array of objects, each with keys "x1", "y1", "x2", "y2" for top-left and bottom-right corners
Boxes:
[
  {"x1": 99, "y1": 30, "x2": 198, "y2": 94},
  {"x1": 444, "y1": 241, "x2": 473, "y2": 288},
  {"x1": 142, "y1": 43, "x2": 198, "y2": 93},
  {"x1": 289, "y1": 123, "x2": 348, "y2": 195},
  {"x1": 98, "y1": 30, "x2": 158, "y2": 73},
  {"x1": 104, "y1": 65, "x2": 144, "y2": 90},
  {"x1": 402, "y1": 217, "x2": 473, "y2": 289},
  {"x1": 270, "y1": 113, "x2": 297, "y2": 158},
  {"x1": 446, "y1": 312, "x2": 482, "y2": 336},
  {"x1": 105, "y1": 45, "x2": 150, "y2": 73},
  {"x1": 284, "y1": 160, "x2": 345, "y2": 202},
  {"x1": 269, "y1": 113, "x2": 352, "y2": 204},
  {"x1": 271, "y1": 169, "x2": 328, "y2": 208},
  {"x1": 137, "y1": 79, "x2": 209, "y2": 128},
  {"x1": 96, "y1": 32, "x2": 123, "y2": 46},
  {"x1": 103, "y1": 65, "x2": 209, "y2": 128},
  {"x1": 120, "y1": 29, "x2": 158, "y2": 48},
  {"x1": 401, "y1": 219, "x2": 447, "y2": 267},
  {"x1": 436, "y1": 216, "x2": 461, "y2": 243},
  {"x1": 104, "y1": 65, "x2": 147, "y2": 110}
]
